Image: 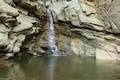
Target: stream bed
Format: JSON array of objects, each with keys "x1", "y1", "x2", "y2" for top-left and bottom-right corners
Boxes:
[{"x1": 0, "y1": 56, "x2": 120, "y2": 80}]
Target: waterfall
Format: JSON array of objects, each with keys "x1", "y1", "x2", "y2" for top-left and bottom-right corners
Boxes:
[{"x1": 47, "y1": 8, "x2": 59, "y2": 56}]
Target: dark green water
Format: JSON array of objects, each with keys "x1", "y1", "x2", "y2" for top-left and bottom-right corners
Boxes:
[{"x1": 0, "y1": 56, "x2": 120, "y2": 80}]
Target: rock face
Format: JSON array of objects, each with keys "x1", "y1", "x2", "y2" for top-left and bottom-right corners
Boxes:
[
  {"x1": 43, "y1": 0, "x2": 120, "y2": 60},
  {"x1": 0, "y1": 0, "x2": 120, "y2": 60},
  {"x1": 0, "y1": 0, "x2": 40, "y2": 57},
  {"x1": 96, "y1": 0, "x2": 120, "y2": 33}
]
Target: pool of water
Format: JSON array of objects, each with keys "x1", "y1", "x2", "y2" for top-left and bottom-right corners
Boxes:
[{"x1": 0, "y1": 56, "x2": 120, "y2": 80}]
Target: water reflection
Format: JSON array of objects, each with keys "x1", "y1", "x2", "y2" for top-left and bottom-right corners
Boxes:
[
  {"x1": 0, "y1": 60, "x2": 25, "y2": 80},
  {"x1": 47, "y1": 57, "x2": 58, "y2": 80},
  {"x1": 0, "y1": 56, "x2": 120, "y2": 80}
]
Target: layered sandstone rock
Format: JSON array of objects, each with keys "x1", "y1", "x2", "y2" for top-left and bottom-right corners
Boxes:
[
  {"x1": 0, "y1": 0, "x2": 40, "y2": 58},
  {"x1": 0, "y1": 0, "x2": 120, "y2": 60}
]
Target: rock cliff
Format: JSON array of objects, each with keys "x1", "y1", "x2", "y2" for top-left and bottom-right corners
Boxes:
[{"x1": 0, "y1": 0, "x2": 120, "y2": 60}]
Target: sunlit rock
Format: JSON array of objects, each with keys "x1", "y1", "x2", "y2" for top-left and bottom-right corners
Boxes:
[
  {"x1": 48, "y1": 0, "x2": 104, "y2": 31},
  {"x1": 0, "y1": 0, "x2": 40, "y2": 58},
  {"x1": 0, "y1": 0, "x2": 19, "y2": 16}
]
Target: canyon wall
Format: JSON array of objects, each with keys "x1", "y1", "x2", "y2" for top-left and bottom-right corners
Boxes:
[{"x1": 0, "y1": 0, "x2": 120, "y2": 60}]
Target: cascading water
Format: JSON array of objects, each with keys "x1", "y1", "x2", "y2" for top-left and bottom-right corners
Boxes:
[{"x1": 46, "y1": 7, "x2": 59, "y2": 56}]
